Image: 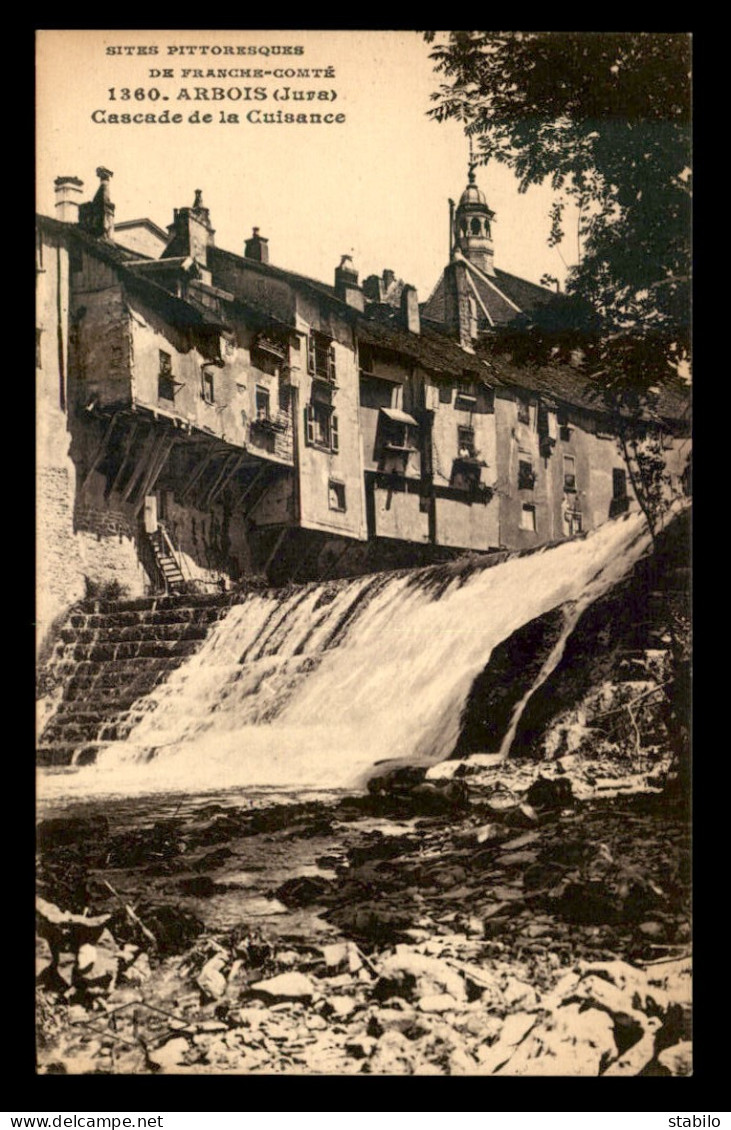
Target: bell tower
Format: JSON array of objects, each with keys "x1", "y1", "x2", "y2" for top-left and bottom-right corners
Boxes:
[{"x1": 452, "y1": 160, "x2": 496, "y2": 277}]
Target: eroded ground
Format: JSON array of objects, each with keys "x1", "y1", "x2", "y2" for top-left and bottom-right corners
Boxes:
[{"x1": 36, "y1": 755, "x2": 691, "y2": 1076}]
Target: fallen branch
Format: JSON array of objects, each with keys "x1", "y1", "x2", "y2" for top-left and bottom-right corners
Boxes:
[
  {"x1": 591, "y1": 680, "x2": 672, "y2": 720},
  {"x1": 101, "y1": 879, "x2": 157, "y2": 949}
]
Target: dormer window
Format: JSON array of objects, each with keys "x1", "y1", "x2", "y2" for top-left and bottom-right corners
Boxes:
[
  {"x1": 563, "y1": 455, "x2": 577, "y2": 492},
  {"x1": 517, "y1": 397, "x2": 531, "y2": 425},
  {"x1": 308, "y1": 331, "x2": 336, "y2": 384},
  {"x1": 379, "y1": 408, "x2": 419, "y2": 453}
]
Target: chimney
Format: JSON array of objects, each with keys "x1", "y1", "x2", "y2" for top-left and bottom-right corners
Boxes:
[
  {"x1": 400, "y1": 285, "x2": 420, "y2": 334},
  {"x1": 244, "y1": 226, "x2": 269, "y2": 264},
  {"x1": 334, "y1": 254, "x2": 364, "y2": 312},
  {"x1": 382, "y1": 269, "x2": 396, "y2": 292},
  {"x1": 164, "y1": 189, "x2": 215, "y2": 267},
  {"x1": 363, "y1": 274, "x2": 384, "y2": 303},
  {"x1": 78, "y1": 167, "x2": 115, "y2": 240},
  {"x1": 54, "y1": 176, "x2": 84, "y2": 223}
]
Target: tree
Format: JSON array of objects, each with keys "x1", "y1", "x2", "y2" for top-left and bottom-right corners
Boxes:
[
  {"x1": 424, "y1": 32, "x2": 691, "y2": 393},
  {"x1": 425, "y1": 32, "x2": 690, "y2": 525},
  {"x1": 424, "y1": 32, "x2": 691, "y2": 790}
]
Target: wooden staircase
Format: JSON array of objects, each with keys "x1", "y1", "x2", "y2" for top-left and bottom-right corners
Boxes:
[{"x1": 148, "y1": 524, "x2": 185, "y2": 593}]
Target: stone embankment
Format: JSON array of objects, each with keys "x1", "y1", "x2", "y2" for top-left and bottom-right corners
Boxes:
[{"x1": 37, "y1": 593, "x2": 238, "y2": 766}]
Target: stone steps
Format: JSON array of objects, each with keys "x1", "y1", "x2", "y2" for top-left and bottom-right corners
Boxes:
[{"x1": 38, "y1": 593, "x2": 235, "y2": 766}]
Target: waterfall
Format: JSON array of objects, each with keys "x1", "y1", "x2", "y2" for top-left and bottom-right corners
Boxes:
[{"x1": 39, "y1": 513, "x2": 653, "y2": 801}]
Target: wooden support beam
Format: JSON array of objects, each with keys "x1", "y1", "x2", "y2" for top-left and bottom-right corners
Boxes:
[
  {"x1": 233, "y1": 465, "x2": 267, "y2": 511},
  {"x1": 203, "y1": 453, "x2": 238, "y2": 509},
  {"x1": 81, "y1": 413, "x2": 119, "y2": 492},
  {"x1": 107, "y1": 421, "x2": 139, "y2": 497},
  {"x1": 133, "y1": 434, "x2": 176, "y2": 517},
  {"x1": 180, "y1": 448, "x2": 217, "y2": 503},
  {"x1": 262, "y1": 526, "x2": 289, "y2": 576},
  {"x1": 208, "y1": 453, "x2": 245, "y2": 506},
  {"x1": 121, "y1": 427, "x2": 156, "y2": 502}
]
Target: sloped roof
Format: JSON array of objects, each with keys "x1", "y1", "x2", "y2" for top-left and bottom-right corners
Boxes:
[{"x1": 422, "y1": 257, "x2": 556, "y2": 331}]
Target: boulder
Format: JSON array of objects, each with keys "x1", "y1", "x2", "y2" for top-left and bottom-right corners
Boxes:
[
  {"x1": 196, "y1": 956, "x2": 227, "y2": 1000},
  {"x1": 525, "y1": 776, "x2": 575, "y2": 810},
  {"x1": 249, "y1": 972, "x2": 316, "y2": 1003},
  {"x1": 373, "y1": 952, "x2": 467, "y2": 1006},
  {"x1": 274, "y1": 875, "x2": 333, "y2": 908},
  {"x1": 656, "y1": 1040, "x2": 692, "y2": 1076}
]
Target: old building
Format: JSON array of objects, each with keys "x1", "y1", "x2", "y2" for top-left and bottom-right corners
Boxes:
[{"x1": 36, "y1": 165, "x2": 690, "y2": 651}]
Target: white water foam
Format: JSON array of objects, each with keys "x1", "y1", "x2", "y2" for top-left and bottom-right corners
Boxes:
[{"x1": 38, "y1": 513, "x2": 652, "y2": 802}]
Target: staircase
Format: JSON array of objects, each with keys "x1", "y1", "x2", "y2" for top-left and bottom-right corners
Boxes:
[
  {"x1": 37, "y1": 592, "x2": 236, "y2": 766},
  {"x1": 148, "y1": 523, "x2": 185, "y2": 593}
]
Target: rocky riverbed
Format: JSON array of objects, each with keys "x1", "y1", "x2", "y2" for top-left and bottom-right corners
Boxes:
[{"x1": 35, "y1": 754, "x2": 691, "y2": 1076}]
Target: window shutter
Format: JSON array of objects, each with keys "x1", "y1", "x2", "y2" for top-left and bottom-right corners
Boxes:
[
  {"x1": 307, "y1": 335, "x2": 316, "y2": 375},
  {"x1": 328, "y1": 343, "x2": 336, "y2": 383},
  {"x1": 331, "y1": 414, "x2": 339, "y2": 453},
  {"x1": 305, "y1": 404, "x2": 315, "y2": 445}
]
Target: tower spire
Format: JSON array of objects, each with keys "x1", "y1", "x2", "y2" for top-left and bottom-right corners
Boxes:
[{"x1": 452, "y1": 156, "x2": 496, "y2": 277}]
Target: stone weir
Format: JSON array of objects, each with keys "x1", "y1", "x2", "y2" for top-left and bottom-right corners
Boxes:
[{"x1": 37, "y1": 593, "x2": 241, "y2": 767}]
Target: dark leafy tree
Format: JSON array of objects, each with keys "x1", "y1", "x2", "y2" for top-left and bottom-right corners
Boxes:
[{"x1": 424, "y1": 31, "x2": 691, "y2": 785}]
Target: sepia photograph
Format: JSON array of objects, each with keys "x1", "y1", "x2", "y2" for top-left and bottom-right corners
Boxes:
[{"x1": 35, "y1": 29, "x2": 691, "y2": 1077}]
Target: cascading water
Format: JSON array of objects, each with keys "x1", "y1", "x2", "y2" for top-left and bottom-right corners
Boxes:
[{"x1": 38, "y1": 513, "x2": 654, "y2": 802}]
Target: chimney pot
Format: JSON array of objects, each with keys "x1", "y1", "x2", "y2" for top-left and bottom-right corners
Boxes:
[
  {"x1": 54, "y1": 176, "x2": 84, "y2": 223},
  {"x1": 245, "y1": 228, "x2": 269, "y2": 263}
]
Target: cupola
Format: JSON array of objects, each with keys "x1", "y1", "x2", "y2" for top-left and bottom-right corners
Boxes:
[{"x1": 452, "y1": 162, "x2": 496, "y2": 277}]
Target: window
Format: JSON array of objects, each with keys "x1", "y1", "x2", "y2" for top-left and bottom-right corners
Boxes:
[
  {"x1": 438, "y1": 384, "x2": 452, "y2": 404},
  {"x1": 517, "y1": 397, "x2": 531, "y2": 425},
  {"x1": 255, "y1": 386, "x2": 270, "y2": 421},
  {"x1": 202, "y1": 370, "x2": 215, "y2": 405},
  {"x1": 563, "y1": 506, "x2": 583, "y2": 537},
  {"x1": 307, "y1": 332, "x2": 336, "y2": 383},
  {"x1": 158, "y1": 351, "x2": 176, "y2": 401},
  {"x1": 328, "y1": 480, "x2": 346, "y2": 512},
  {"x1": 563, "y1": 455, "x2": 577, "y2": 492},
  {"x1": 520, "y1": 504, "x2": 537, "y2": 532},
  {"x1": 613, "y1": 468, "x2": 627, "y2": 499},
  {"x1": 610, "y1": 467, "x2": 629, "y2": 517},
  {"x1": 457, "y1": 425, "x2": 476, "y2": 459},
  {"x1": 518, "y1": 459, "x2": 535, "y2": 490},
  {"x1": 305, "y1": 402, "x2": 339, "y2": 452},
  {"x1": 557, "y1": 409, "x2": 573, "y2": 442},
  {"x1": 360, "y1": 375, "x2": 395, "y2": 410}
]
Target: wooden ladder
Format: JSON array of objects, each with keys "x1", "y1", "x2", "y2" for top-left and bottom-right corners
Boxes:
[{"x1": 148, "y1": 525, "x2": 185, "y2": 593}]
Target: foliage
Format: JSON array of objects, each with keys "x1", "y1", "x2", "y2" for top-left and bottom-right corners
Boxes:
[{"x1": 424, "y1": 31, "x2": 691, "y2": 399}]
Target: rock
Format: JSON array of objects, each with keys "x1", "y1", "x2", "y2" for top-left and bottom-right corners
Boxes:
[
  {"x1": 148, "y1": 1037, "x2": 190, "y2": 1071},
  {"x1": 36, "y1": 935, "x2": 53, "y2": 980},
  {"x1": 418, "y1": 993, "x2": 462, "y2": 1013},
  {"x1": 367, "y1": 1029, "x2": 416, "y2": 1075},
  {"x1": 345, "y1": 1036, "x2": 377, "y2": 1059},
  {"x1": 656, "y1": 1040, "x2": 692, "y2": 1076},
  {"x1": 602, "y1": 1021, "x2": 660, "y2": 1076},
  {"x1": 348, "y1": 835, "x2": 415, "y2": 867},
  {"x1": 504, "y1": 803, "x2": 540, "y2": 828},
  {"x1": 325, "y1": 996, "x2": 358, "y2": 1021},
  {"x1": 327, "y1": 900, "x2": 414, "y2": 945},
  {"x1": 77, "y1": 930, "x2": 120, "y2": 991},
  {"x1": 495, "y1": 1005, "x2": 616, "y2": 1076},
  {"x1": 455, "y1": 823, "x2": 505, "y2": 848},
  {"x1": 37, "y1": 815, "x2": 109, "y2": 852},
  {"x1": 36, "y1": 897, "x2": 111, "y2": 950},
  {"x1": 123, "y1": 953, "x2": 151, "y2": 984},
  {"x1": 374, "y1": 952, "x2": 467, "y2": 1007},
  {"x1": 637, "y1": 920, "x2": 666, "y2": 939},
  {"x1": 249, "y1": 972, "x2": 316, "y2": 1003},
  {"x1": 177, "y1": 875, "x2": 221, "y2": 898},
  {"x1": 321, "y1": 941, "x2": 362, "y2": 974},
  {"x1": 367, "y1": 766, "x2": 427, "y2": 794},
  {"x1": 197, "y1": 956, "x2": 227, "y2": 1000},
  {"x1": 525, "y1": 776, "x2": 574, "y2": 810},
  {"x1": 274, "y1": 875, "x2": 333, "y2": 908},
  {"x1": 191, "y1": 847, "x2": 234, "y2": 872}
]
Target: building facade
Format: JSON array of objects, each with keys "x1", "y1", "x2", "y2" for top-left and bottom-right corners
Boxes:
[{"x1": 36, "y1": 166, "x2": 690, "y2": 652}]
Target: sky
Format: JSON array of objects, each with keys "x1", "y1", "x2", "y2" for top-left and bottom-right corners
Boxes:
[{"x1": 36, "y1": 30, "x2": 579, "y2": 300}]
